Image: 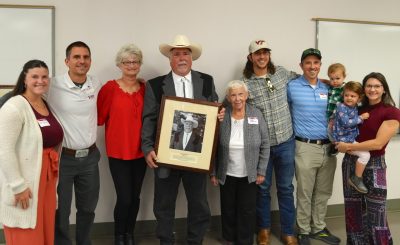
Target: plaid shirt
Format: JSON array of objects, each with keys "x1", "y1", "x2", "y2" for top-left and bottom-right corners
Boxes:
[
  {"x1": 243, "y1": 66, "x2": 298, "y2": 146},
  {"x1": 327, "y1": 85, "x2": 344, "y2": 119}
]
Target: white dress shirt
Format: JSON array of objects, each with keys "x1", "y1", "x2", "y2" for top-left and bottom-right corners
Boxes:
[
  {"x1": 183, "y1": 132, "x2": 192, "y2": 149},
  {"x1": 172, "y1": 71, "x2": 193, "y2": 99}
]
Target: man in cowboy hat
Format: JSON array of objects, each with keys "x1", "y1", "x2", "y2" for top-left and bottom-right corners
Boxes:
[
  {"x1": 171, "y1": 114, "x2": 203, "y2": 153},
  {"x1": 141, "y1": 34, "x2": 220, "y2": 244}
]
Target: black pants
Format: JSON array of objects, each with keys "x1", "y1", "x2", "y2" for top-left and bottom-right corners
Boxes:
[
  {"x1": 154, "y1": 169, "x2": 211, "y2": 245},
  {"x1": 220, "y1": 176, "x2": 257, "y2": 245},
  {"x1": 55, "y1": 148, "x2": 101, "y2": 245},
  {"x1": 109, "y1": 157, "x2": 147, "y2": 236}
]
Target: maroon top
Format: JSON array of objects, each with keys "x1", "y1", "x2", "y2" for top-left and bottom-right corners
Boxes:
[
  {"x1": 357, "y1": 102, "x2": 400, "y2": 157},
  {"x1": 31, "y1": 103, "x2": 64, "y2": 148}
]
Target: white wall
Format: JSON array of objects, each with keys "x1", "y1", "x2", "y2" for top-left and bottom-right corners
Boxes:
[{"x1": 1, "y1": 0, "x2": 399, "y2": 223}]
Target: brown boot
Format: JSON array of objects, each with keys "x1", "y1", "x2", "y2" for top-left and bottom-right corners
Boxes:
[
  {"x1": 281, "y1": 234, "x2": 299, "y2": 245},
  {"x1": 257, "y1": 228, "x2": 271, "y2": 245}
]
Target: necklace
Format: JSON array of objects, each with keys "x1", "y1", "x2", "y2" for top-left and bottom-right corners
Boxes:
[
  {"x1": 29, "y1": 99, "x2": 47, "y2": 111},
  {"x1": 118, "y1": 78, "x2": 140, "y2": 93},
  {"x1": 232, "y1": 110, "x2": 245, "y2": 120},
  {"x1": 31, "y1": 101, "x2": 45, "y2": 108},
  {"x1": 23, "y1": 94, "x2": 49, "y2": 115}
]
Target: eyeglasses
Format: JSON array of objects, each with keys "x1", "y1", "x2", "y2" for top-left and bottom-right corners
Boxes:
[
  {"x1": 121, "y1": 60, "x2": 140, "y2": 66},
  {"x1": 265, "y1": 78, "x2": 275, "y2": 93},
  {"x1": 365, "y1": 84, "x2": 383, "y2": 90}
]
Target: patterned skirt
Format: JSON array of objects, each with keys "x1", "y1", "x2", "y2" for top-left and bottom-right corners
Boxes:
[{"x1": 342, "y1": 154, "x2": 393, "y2": 245}]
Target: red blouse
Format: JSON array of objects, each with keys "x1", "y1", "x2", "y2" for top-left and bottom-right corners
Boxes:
[
  {"x1": 357, "y1": 102, "x2": 400, "y2": 157},
  {"x1": 97, "y1": 80, "x2": 145, "y2": 160}
]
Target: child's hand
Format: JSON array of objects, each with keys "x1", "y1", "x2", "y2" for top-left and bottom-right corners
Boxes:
[
  {"x1": 328, "y1": 118, "x2": 334, "y2": 129},
  {"x1": 360, "y1": 112, "x2": 370, "y2": 120}
]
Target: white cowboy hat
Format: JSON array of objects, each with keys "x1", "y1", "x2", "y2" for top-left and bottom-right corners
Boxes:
[
  {"x1": 181, "y1": 114, "x2": 198, "y2": 128},
  {"x1": 159, "y1": 35, "x2": 202, "y2": 60}
]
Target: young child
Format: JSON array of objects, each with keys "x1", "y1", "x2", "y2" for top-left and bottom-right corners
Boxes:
[
  {"x1": 327, "y1": 63, "x2": 346, "y2": 155},
  {"x1": 333, "y1": 81, "x2": 370, "y2": 193}
]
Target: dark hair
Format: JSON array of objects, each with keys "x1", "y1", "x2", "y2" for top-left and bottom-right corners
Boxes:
[
  {"x1": 243, "y1": 54, "x2": 276, "y2": 79},
  {"x1": 66, "y1": 41, "x2": 91, "y2": 58},
  {"x1": 13, "y1": 60, "x2": 48, "y2": 96},
  {"x1": 361, "y1": 72, "x2": 396, "y2": 107}
]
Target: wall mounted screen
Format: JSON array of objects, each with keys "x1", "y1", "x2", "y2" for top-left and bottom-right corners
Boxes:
[
  {"x1": 0, "y1": 5, "x2": 54, "y2": 85},
  {"x1": 315, "y1": 18, "x2": 400, "y2": 108}
]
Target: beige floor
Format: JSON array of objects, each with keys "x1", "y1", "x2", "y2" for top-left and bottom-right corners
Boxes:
[
  {"x1": 1, "y1": 212, "x2": 398, "y2": 244},
  {"x1": 89, "y1": 211, "x2": 400, "y2": 245}
]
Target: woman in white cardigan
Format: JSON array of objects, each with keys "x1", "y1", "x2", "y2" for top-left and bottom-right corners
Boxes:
[{"x1": 0, "y1": 60, "x2": 63, "y2": 244}]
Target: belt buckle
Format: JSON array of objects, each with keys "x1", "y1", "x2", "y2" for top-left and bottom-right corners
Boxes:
[
  {"x1": 316, "y1": 140, "x2": 322, "y2": 145},
  {"x1": 75, "y1": 149, "x2": 89, "y2": 158}
]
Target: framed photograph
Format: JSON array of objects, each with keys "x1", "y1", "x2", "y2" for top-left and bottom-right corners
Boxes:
[
  {"x1": 0, "y1": 85, "x2": 14, "y2": 97},
  {"x1": 155, "y1": 96, "x2": 221, "y2": 173}
]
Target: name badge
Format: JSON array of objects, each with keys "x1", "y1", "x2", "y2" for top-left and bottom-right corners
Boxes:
[
  {"x1": 37, "y1": 119, "x2": 50, "y2": 127},
  {"x1": 248, "y1": 117, "x2": 259, "y2": 124},
  {"x1": 319, "y1": 93, "x2": 328, "y2": 100}
]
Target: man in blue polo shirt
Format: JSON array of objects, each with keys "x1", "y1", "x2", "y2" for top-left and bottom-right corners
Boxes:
[{"x1": 287, "y1": 48, "x2": 340, "y2": 245}]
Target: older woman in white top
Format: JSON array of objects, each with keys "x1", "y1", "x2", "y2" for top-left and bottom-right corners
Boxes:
[{"x1": 211, "y1": 80, "x2": 270, "y2": 245}]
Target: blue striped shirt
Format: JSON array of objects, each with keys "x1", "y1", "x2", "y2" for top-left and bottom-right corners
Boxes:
[{"x1": 287, "y1": 75, "x2": 329, "y2": 139}]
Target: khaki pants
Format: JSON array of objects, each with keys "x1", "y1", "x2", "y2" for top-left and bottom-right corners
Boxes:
[{"x1": 295, "y1": 141, "x2": 337, "y2": 234}]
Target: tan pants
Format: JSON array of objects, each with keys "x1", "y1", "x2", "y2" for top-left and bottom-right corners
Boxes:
[{"x1": 295, "y1": 141, "x2": 336, "y2": 234}]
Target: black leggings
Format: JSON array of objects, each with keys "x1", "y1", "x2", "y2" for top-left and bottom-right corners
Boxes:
[{"x1": 108, "y1": 157, "x2": 147, "y2": 236}]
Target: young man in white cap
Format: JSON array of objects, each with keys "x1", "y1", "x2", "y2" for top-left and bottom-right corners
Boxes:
[
  {"x1": 242, "y1": 39, "x2": 299, "y2": 245},
  {"x1": 141, "y1": 34, "x2": 220, "y2": 245},
  {"x1": 287, "y1": 48, "x2": 340, "y2": 245}
]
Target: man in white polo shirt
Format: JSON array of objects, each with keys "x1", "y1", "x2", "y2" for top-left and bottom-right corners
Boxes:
[{"x1": 46, "y1": 41, "x2": 102, "y2": 245}]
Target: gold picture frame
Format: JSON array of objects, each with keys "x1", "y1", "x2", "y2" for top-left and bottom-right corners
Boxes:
[{"x1": 155, "y1": 96, "x2": 221, "y2": 173}]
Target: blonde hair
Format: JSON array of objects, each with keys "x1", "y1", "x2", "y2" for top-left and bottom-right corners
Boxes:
[
  {"x1": 115, "y1": 43, "x2": 143, "y2": 66},
  {"x1": 327, "y1": 63, "x2": 346, "y2": 77}
]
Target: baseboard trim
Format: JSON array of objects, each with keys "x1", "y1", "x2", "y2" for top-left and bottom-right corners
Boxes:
[{"x1": 1, "y1": 199, "x2": 399, "y2": 242}]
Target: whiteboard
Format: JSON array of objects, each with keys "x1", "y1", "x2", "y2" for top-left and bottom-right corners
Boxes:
[
  {"x1": 316, "y1": 19, "x2": 400, "y2": 108},
  {"x1": 0, "y1": 5, "x2": 54, "y2": 85}
]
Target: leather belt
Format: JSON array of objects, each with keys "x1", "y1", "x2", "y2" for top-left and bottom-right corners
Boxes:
[
  {"x1": 62, "y1": 143, "x2": 97, "y2": 158},
  {"x1": 295, "y1": 136, "x2": 330, "y2": 145}
]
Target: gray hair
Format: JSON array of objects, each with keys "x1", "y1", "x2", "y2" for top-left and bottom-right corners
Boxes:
[
  {"x1": 115, "y1": 43, "x2": 143, "y2": 66},
  {"x1": 225, "y1": 80, "x2": 248, "y2": 96}
]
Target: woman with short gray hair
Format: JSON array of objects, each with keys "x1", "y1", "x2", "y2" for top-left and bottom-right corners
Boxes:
[{"x1": 211, "y1": 80, "x2": 270, "y2": 245}]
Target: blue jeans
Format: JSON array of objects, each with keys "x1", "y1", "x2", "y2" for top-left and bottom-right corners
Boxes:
[{"x1": 256, "y1": 136, "x2": 296, "y2": 235}]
